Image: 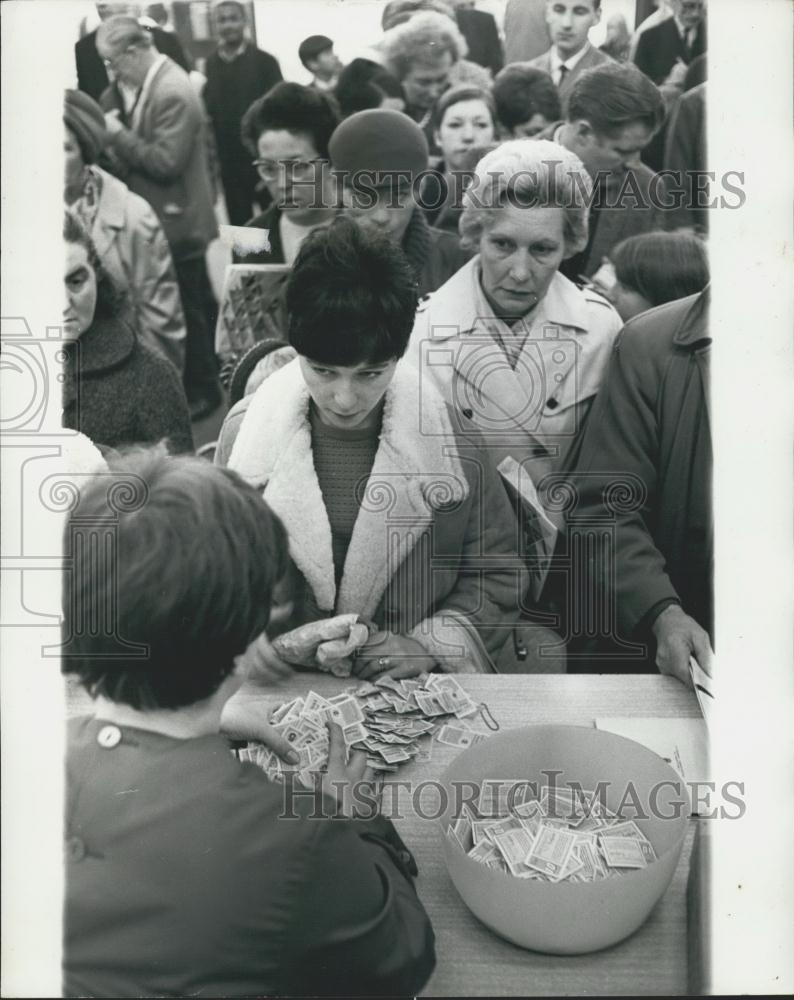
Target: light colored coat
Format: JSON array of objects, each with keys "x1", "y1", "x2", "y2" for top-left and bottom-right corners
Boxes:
[
  {"x1": 89, "y1": 167, "x2": 185, "y2": 371},
  {"x1": 404, "y1": 258, "x2": 622, "y2": 486},
  {"x1": 220, "y1": 358, "x2": 526, "y2": 672},
  {"x1": 107, "y1": 57, "x2": 218, "y2": 261}
]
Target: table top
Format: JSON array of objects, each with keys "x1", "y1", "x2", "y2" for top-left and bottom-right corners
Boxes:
[
  {"x1": 67, "y1": 673, "x2": 701, "y2": 996},
  {"x1": 233, "y1": 673, "x2": 701, "y2": 997}
]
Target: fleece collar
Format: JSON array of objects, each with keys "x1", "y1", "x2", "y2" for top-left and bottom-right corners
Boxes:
[{"x1": 228, "y1": 358, "x2": 468, "y2": 617}]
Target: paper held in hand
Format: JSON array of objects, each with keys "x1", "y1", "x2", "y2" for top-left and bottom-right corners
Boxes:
[
  {"x1": 496, "y1": 456, "x2": 557, "y2": 602},
  {"x1": 689, "y1": 656, "x2": 715, "y2": 729}
]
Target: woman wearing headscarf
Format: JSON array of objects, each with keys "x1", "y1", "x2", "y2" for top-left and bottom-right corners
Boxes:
[{"x1": 63, "y1": 88, "x2": 186, "y2": 373}]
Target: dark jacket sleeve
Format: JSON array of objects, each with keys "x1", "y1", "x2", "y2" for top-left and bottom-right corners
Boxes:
[
  {"x1": 632, "y1": 29, "x2": 655, "y2": 81},
  {"x1": 565, "y1": 323, "x2": 681, "y2": 635},
  {"x1": 283, "y1": 811, "x2": 436, "y2": 996},
  {"x1": 257, "y1": 50, "x2": 283, "y2": 90}
]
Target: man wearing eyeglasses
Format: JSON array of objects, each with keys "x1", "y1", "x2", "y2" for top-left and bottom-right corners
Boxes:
[
  {"x1": 97, "y1": 14, "x2": 222, "y2": 421},
  {"x1": 632, "y1": 0, "x2": 707, "y2": 87}
]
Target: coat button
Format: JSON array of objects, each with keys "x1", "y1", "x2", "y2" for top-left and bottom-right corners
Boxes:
[
  {"x1": 97, "y1": 724, "x2": 122, "y2": 749},
  {"x1": 546, "y1": 398, "x2": 559, "y2": 410},
  {"x1": 66, "y1": 836, "x2": 86, "y2": 862}
]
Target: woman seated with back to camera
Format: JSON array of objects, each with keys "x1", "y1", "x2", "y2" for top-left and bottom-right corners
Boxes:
[
  {"x1": 62, "y1": 450, "x2": 435, "y2": 997},
  {"x1": 216, "y1": 217, "x2": 526, "y2": 682}
]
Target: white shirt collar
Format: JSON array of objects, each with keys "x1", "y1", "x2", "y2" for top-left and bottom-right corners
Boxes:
[
  {"x1": 218, "y1": 41, "x2": 248, "y2": 63},
  {"x1": 550, "y1": 41, "x2": 591, "y2": 76},
  {"x1": 673, "y1": 15, "x2": 697, "y2": 44}
]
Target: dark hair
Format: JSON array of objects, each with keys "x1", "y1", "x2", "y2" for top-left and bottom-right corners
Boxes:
[
  {"x1": 286, "y1": 217, "x2": 418, "y2": 365},
  {"x1": 298, "y1": 34, "x2": 333, "y2": 69},
  {"x1": 430, "y1": 84, "x2": 495, "y2": 132},
  {"x1": 335, "y1": 58, "x2": 406, "y2": 117},
  {"x1": 63, "y1": 210, "x2": 125, "y2": 320},
  {"x1": 62, "y1": 450, "x2": 289, "y2": 710},
  {"x1": 567, "y1": 63, "x2": 665, "y2": 137},
  {"x1": 611, "y1": 231, "x2": 709, "y2": 306},
  {"x1": 240, "y1": 82, "x2": 340, "y2": 158},
  {"x1": 492, "y1": 65, "x2": 561, "y2": 132}
]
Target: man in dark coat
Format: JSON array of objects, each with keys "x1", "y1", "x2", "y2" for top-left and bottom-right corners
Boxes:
[
  {"x1": 453, "y1": 1, "x2": 503, "y2": 76},
  {"x1": 97, "y1": 15, "x2": 222, "y2": 420},
  {"x1": 203, "y1": 0, "x2": 282, "y2": 226},
  {"x1": 538, "y1": 62, "x2": 668, "y2": 280},
  {"x1": 633, "y1": 0, "x2": 707, "y2": 86},
  {"x1": 76, "y1": 3, "x2": 191, "y2": 102},
  {"x1": 562, "y1": 289, "x2": 712, "y2": 684}
]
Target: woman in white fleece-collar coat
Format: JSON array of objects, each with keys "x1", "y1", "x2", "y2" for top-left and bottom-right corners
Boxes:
[{"x1": 216, "y1": 218, "x2": 527, "y2": 678}]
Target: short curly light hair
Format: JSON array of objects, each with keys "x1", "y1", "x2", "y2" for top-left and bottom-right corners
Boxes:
[
  {"x1": 380, "y1": 11, "x2": 467, "y2": 81},
  {"x1": 459, "y1": 139, "x2": 593, "y2": 256}
]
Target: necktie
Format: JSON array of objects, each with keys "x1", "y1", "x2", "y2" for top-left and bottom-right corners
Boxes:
[{"x1": 558, "y1": 63, "x2": 569, "y2": 88}]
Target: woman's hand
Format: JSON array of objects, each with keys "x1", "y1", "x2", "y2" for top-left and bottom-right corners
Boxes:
[
  {"x1": 321, "y1": 722, "x2": 381, "y2": 819},
  {"x1": 352, "y1": 631, "x2": 436, "y2": 680},
  {"x1": 236, "y1": 631, "x2": 295, "y2": 684}
]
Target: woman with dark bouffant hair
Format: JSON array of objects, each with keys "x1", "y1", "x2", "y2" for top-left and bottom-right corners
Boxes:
[
  {"x1": 217, "y1": 216, "x2": 525, "y2": 679},
  {"x1": 61, "y1": 211, "x2": 193, "y2": 453},
  {"x1": 602, "y1": 231, "x2": 710, "y2": 322}
]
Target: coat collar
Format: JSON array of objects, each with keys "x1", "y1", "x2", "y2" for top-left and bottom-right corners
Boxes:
[
  {"x1": 673, "y1": 285, "x2": 711, "y2": 349},
  {"x1": 227, "y1": 358, "x2": 468, "y2": 618},
  {"x1": 89, "y1": 167, "x2": 128, "y2": 259},
  {"x1": 421, "y1": 256, "x2": 592, "y2": 337},
  {"x1": 62, "y1": 315, "x2": 136, "y2": 407}
]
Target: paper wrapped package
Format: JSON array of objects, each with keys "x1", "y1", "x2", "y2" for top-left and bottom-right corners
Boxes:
[{"x1": 273, "y1": 614, "x2": 376, "y2": 676}]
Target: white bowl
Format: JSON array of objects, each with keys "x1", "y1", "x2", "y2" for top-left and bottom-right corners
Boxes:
[{"x1": 438, "y1": 724, "x2": 690, "y2": 954}]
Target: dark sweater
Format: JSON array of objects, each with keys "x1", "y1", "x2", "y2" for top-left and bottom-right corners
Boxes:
[
  {"x1": 203, "y1": 45, "x2": 282, "y2": 158},
  {"x1": 310, "y1": 404, "x2": 381, "y2": 585},
  {"x1": 62, "y1": 314, "x2": 194, "y2": 454}
]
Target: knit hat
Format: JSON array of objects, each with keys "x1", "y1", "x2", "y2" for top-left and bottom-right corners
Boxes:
[
  {"x1": 298, "y1": 34, "x2": 334, "y2": 65},
  {"x1": 329, "y1": 109, "x2": 429, "y2": 189},
  {"x1": 64, "y1": 89, "x2": 107, "y2": 165}
]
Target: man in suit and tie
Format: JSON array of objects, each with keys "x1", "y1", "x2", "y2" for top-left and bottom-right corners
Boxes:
[
  {"x1": 97, "y1": 15, "x2": 222, "y2": 420},
  {"x1": 633, "y1": 0, "x2": 707, "y2": 86},
  {"x1": 523, "y1": 1, "x2": 613, "y2": 111}
]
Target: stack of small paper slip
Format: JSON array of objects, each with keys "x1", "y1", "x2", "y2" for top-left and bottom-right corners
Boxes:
[
  {"x1": 447, "y1": 783, "x2": 658, "y2": 882},
  {"x1": 236, "y1": 673, "x2": 492, "y2": 787}
]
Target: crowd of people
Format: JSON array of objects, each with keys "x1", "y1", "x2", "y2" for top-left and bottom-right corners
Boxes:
[{"x1": 62, "y1": 1, "x2": 712, "y2": 995}]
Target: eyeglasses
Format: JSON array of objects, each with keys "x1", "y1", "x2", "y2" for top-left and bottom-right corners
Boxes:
[{"x1": 252, "y1": 158, "x2": 324, "y2": 182}]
